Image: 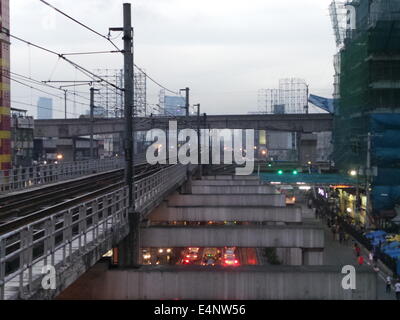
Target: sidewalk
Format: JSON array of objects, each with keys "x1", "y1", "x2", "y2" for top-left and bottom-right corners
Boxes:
[{"x1": 301, "y1": 204, "x2": 396, "y2": 300}]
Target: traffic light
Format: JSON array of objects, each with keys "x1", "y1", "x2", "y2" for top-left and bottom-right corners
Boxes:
[
  {"x1": 267, "y1": 162, "x2": 273, "y2": 167},
  {"x1": 277, "y1": 170, "x2": 283, "y2": 175},
  {"x1": 292, "y1": 170, "x2": 298, "y2": 175}
]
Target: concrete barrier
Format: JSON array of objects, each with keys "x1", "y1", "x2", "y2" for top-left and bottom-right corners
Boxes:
[
  {"x1": 191, "y1": 185, "x2": 276, "y2": 194},
  {"x1": 203, "y1": 175, "x2": 259, "y2": 181},
  {"x1": 149, "y1": 203, "x2": 302, "y2": 223},
  {"x1": 168, "y1": 193, "x2": 286, "y2": 207},
  {"x1": 192, "y1": 180, "x2": 262, "y2": 186},
  {"x1": 57, "y1": 265, "x2": 377, "y2": 300},
  {"x1": 140, "y1": 225, "x2": 324, "y2": 249}
]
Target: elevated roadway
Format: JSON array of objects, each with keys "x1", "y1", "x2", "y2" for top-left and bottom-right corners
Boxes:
[{"x1": 34, "y1": 113, "x2": 333, "y2": 138}]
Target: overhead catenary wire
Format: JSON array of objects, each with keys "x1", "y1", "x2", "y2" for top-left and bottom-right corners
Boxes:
[
  {"x1": 5, "y1": 29, "x2": 123, "y2": 91},
  {"x1": 37, "y1": 0, "x2": 184, "y2": 97},
  {"x1": 6, "y1": 69, "x2": 92, "y2": 102},
  {"x1": 7, "y1": 74, "x2": 91, "y2": 108},
  {"x1": 11, "y1": 99, "x2": 81, "y2": 117},
  {"x1": 38, "y1": 0, "x2": 121, "y2": 52}
]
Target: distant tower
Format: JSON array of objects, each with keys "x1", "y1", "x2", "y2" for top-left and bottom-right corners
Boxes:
[
  {"x1": 0, "y1": 0, "x2": 11, "y2": 170},
  {"x1": 37, "y1": 97, "x2": 53, "y2": 119}
]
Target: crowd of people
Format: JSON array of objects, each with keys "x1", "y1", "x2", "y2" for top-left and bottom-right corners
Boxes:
[{"x1": 309, "y1": 193, "x2": 400, "y2": 300}]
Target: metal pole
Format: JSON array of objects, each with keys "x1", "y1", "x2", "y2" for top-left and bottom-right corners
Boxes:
[
  {"x1": 180, "y1": 87, "x2": 190, "y2": 117},
  {"x1": 123, "y1": 3, "x2": 134, "y2": 207},
  {"x1": 185, "y1": 87, "x2": 190, "y2": 117},
  {"x1": 194, "y1": 104, "x2": 201, "y2": 178},
  {"x1": 64, "y1": 90, "x2": 67, "y2": 119},
  {"x1": 305, "y1": 85, "x2": 309, "y2": 115},
  {"x1": 366, "y1": 132, "x2": 372, "y2": 227},
  {"x1": 90, "y1": 88, "x2": 95, "y2": 160}
]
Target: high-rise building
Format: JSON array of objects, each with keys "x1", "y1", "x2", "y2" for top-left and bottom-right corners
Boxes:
[
  {"x1": 164, "y1": 96, "x2": 186, "y2": 116},
  {"x1": 330, "y1": 0, "x2": 400, "y2": 220},
  {"x1": 0, "y1": 0, "x2": 11, "y2": 171},
  {"x1": 37, "y1": 97, "x2": 53, "y2": 119},
  {"x1": 258, "y1": 78, "x2": 308, "y2": 114}
]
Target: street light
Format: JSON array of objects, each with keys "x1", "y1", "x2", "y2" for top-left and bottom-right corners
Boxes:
[{"x1": 350, "y1": 170, "x2": 357, "y2": 177}]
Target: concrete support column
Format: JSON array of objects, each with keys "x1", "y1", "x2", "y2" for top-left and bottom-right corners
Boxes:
[
  {"x1": 118, "y1": 209, "x2": 141, "y2": 268},
  {"x1": 180, "y1": 174, "x2": 193, "y2": 194},
  {"x1": 303, "y1": 249, "x2": 324, "y2": 266},
  {"x1": 276, "y1": 248, "x2": 303, "y2": 266}
]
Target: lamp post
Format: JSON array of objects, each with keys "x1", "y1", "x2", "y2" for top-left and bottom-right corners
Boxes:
[{"x1": 193, "y1": 103, "x2": 201, "y2": 178}]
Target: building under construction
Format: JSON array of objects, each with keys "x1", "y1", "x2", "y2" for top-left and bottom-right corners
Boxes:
[
  {"x1": 258, "y1": 78, "x2": 308, "y2": 114},
  {"x1": 330, "y1": 0, "x2": 400, "y2": 219}
]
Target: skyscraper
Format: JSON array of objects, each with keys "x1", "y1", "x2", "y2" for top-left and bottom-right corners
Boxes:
[
  {"x1": 164, "y1": 96, "x2": 186, "y2": 116},
  {"x1": 37, "y1": 97, "x2": 53, "y2": 119},
  {"x1": 0, "y1": 0, "x2": 11, "y2": 171}
]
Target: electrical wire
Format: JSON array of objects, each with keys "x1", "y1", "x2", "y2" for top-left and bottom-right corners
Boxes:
[{"x1": 37, "y1": 0, "x2": 183, "y2": 97}]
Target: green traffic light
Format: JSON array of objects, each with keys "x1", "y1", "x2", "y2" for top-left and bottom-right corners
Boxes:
[
  {"x1": 277, "y1": 170, "x2": 283, "y2": 175},
  {"x1": 293, "y1": 170, "x2": 298, "y2": 175}
]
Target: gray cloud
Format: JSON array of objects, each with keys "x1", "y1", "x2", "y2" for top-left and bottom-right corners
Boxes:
[{"x1": 10, "y1": 0, "x2": 336, "y2": 117}]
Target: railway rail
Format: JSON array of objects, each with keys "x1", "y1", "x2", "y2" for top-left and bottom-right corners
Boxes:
[{"x1": 0, "y1": 163, "x2": 169, "y2": 234}]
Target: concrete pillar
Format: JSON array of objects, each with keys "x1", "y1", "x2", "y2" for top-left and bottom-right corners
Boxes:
[
  {"x1": 276, "y1": 248, "x2": 303, "y2": 266},
  {"x1": 118, "y1": 210, "x2": 141, "y2": 268},
  {"x1": 180, "y1": 174, "x2": 192, "y2": 194},
  {"x1": 303, "y1": 249, "x2": 324, "y2": 266}
]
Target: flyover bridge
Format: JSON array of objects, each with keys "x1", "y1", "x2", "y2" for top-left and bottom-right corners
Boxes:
[
  {"x1": 0, "y1": 164, "x2": 191, "y2": 300},
  {"x1": 34, "y1": 113, "x2": 333, "y2": 138},
  {"x1": 0, "y1": 169, "x2": 378, "y2": 300}
]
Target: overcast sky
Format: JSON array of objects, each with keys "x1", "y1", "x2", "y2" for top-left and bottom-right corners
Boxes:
[{"x1": 10, "y1": 0, "x2": 337, "y2": 118}]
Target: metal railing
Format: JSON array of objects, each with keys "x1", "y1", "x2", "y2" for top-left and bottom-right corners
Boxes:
[
  {"x1": 135, "y1": 164, "x2": 188, "y2": 213},
  {"x1": 0, "y1": 163, "x2": 190, "y2": 299},
  {"x1": 0, "y1": 153, "x2": 147, "y2": 194},
  {"x1": 0, "y1": 187, "x2": 128, "y2": 300}
]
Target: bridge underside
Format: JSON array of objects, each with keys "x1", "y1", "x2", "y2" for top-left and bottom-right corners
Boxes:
[
  {"x1": 139, "y1": 225, "x2": 324, "y2": 249},
  {"x1": 56, "y1": 264, "x2": 377, "y2": 300},
  {"x1": 148, "y1": 203, "x2": 303, "y2": 223}
]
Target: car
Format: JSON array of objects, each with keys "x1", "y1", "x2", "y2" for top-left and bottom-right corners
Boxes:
[
  {"x1": 181, "y1": 247, "x2": 200, "y2": 265},
  {"x1": 222, "y1": 247, "x2": 239, "y2": 267},
  {"x1": 201, "y1": 248, "x2": 220, "y2": 266},
  {"x1": 184, "y1": 247, "x2": 200, "y2": 262}
]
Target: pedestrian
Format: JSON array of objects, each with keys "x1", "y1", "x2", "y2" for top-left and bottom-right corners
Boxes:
[
  {"x1": 368, "y1": 252, "x2": 374, "y2": 264},
  {"x1": 354, "y1": 244, "x2": 361, "y2": 257},
  {"x1": 339, "y1": 231, "x2": 345, "y2": 244},
  {"x1": 386, "y1": 275, "x2": 392, "y2": 294},
  {"x1": 357, "y1": 255, "x2": 364, "y2": 265},
  {"x1": 395, "y1": 279, "x2": 400, "y2": 300},
  {"x1": 332, "y1": 224, "x2": 337, "y2": 241}
]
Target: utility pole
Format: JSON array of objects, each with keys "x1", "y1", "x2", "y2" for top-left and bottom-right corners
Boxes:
[
  {"x1": 110, "y1": 3, "x2": 138, "y2": 267},
  {"x1": 64, "y1": 90, "x2": 67, "y2": 119},
  {"x1": 366, "y1": 132, "x2": 372, "y2": 227},
  {"x1": 305, "y1": 84, "x2": 309, "y2": 115},
  {"x1": 194, "y1": 104, "x2": 201, "y2": 178},
  {"x1": 180, "y1": 87, "x2": 190, "y2": 117},
  {"x1": 89, "y1": 87, "x2": 99, "y2": 160}
]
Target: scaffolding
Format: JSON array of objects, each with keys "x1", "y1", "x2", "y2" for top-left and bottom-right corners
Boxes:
[
  {"x1": 93, "y1": 68, "x2": 147, "y2": 118},
  {"x1": 258, "y1": 78, "x2": 308, "y2": 114},
  {"x1": 93, "y1": 69, "x2": 124, "y2": 118},
  {"x1": 134, "y1": 71, "x2": 147, "y2": 117},
  {"x1": 332, "y1": 0, "x2": 400, "y2": 169}
]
